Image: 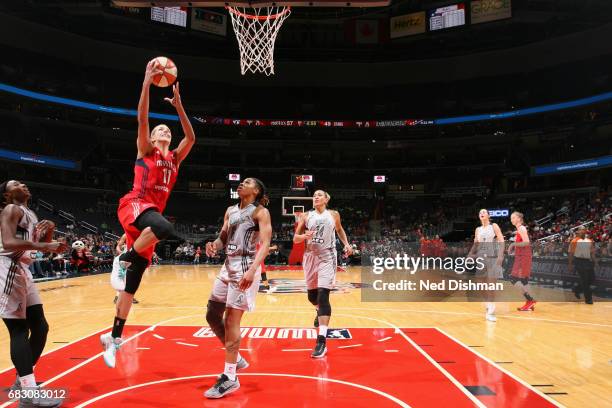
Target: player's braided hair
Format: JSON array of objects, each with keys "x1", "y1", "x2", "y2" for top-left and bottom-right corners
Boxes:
[{"x1": 251, "y1": 178, "x2": 269, "y2": 207}]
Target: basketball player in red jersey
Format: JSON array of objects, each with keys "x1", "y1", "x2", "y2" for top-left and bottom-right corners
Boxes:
[
  {"x1": 101, "y1": 60, "x2": 195, "y2": 368},
  {"x1": 507, "y1": 212, "x2": 536, "y2": 311}
]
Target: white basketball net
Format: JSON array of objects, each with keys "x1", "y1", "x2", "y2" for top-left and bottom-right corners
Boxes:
[{"x1": 227, "y1": 6, "x2": 291, "y2": 76}]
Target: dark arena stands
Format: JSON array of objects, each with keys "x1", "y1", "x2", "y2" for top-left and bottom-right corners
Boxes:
[{"x1": 0, "y1": 1, "x2": 610, "y2": 407}]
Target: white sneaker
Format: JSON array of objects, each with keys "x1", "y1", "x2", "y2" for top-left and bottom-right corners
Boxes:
[
  {"x1": 236, "y1": 356, "x2": 249, "y2": 371},
  {"x1": 485, "y1": 313, "x2": 497, "y2": 322},
  {"x1": 110, "y1": 256, "x2": 128, "y2": 291},
  {"x1": 100, "y1": 333, "x2": 122, "y2": 368}
]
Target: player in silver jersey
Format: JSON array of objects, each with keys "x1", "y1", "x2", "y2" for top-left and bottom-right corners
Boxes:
[
  {"x1": 294, "y1": 190, "x2": 353, "y2": 358},
  {"x1": 467, "y1": 208, "x2": 505, "y2": 322},
  {"x1": 203, "y1": 178, "x2": 272, "y2": 399},
  {"x1": 0, "y1": 180, "x2": 67, "y2": 407}
]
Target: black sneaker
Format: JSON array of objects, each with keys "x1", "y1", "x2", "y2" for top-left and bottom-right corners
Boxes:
[
  {"x1": 314, "y1": 314, "x2": 319, "y2": 328},
  {"x1": 132, "y1": 298, "x2": 139, "y2": 304},
  {"x1": 311, "y1": 335, "x2": 327, "y2": 358},
  {"x1": 204, "y1": 374, "x2": 240, "y2": 399},
  {"x1": 113, "y1": 296, "x2": 118, "y2": 304}
]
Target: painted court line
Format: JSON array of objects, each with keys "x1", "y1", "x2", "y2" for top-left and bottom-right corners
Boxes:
[
  {"x1": 176, "y1": 342, "x2": 198, "y2": 347},
  {"x1": 0, "y1": 326, "x2": 111, "y2": 377},
  {"x1": 378, "y1": 337, "x2": 392, "y2": 342},
  {"x1": 434, "y1": 328, "x2": 565, "y2": 408},
  {"x1": 43, "y1": 304, "x2": 612, "y2": 329},
  {"x1": 73, "y1": 373, "x2": 413, "y2": 408},
  {"x1": 258, "y1": 306, "x2": 612, "y2": 330},
  {"x1": 384, "y1": 350, "x2": 399, "y2": 353},
  {"x1": 330, "y1": 313, "x2": 487, "y2": 408},
  {"x1": 338, "y1": 344, "x2": 363, "y2": 349},
  {"x1": 0, "y1": 315, "x2": 200, "y2": 408},
  {"x1": 152, "y1": 334, "x2": 165, "y2": 340},
  {"x1": 282, "y1": 348, "x2": 311, "y2": 352}
]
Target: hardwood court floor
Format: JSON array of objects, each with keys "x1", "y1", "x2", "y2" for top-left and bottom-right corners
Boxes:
[{"x1": 0, "y1": 265, "x2": 610, "y2": 407}]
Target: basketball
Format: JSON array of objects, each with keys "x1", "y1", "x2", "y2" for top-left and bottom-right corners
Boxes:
[{"x1": 150, "y1": 56, "x2": 177, "y2": 88}]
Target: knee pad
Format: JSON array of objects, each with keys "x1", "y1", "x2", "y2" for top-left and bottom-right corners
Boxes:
[
  {"x1": 124, "y1": 257, "x2": 148, "y2": 294},
  {"x1": 135, "y1": 210, "x2": 175, "y2": 241},
  {"x1": 25, "y1": 305, "x2": 48, "y2": 334},
  {"x1": 307, "y1": 289, "x2": 318, "y2": 306},
  {"x1": 150, "y1": 218, "x2": 174, "y2": 241},
  {"x1": 317, "y1": 288, "x2": 331, "y2": 316}
]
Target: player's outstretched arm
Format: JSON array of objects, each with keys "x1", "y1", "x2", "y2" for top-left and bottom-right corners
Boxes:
[
  {"x1": 1, "y1": 205, "x2": 66, "y2": 253},
  {"x1": 137, "y1": 60, "x2": 162, "y2": 159},
  {"x1": 333, "y1": 211, "x2": 353, "y2": 256},
  {"x1": 165, "y1": 82, "x2": 195, "y2": 166}
]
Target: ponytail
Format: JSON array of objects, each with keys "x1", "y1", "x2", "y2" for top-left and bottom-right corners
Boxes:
[{"x1": 251, "y1": 178, "x2": 269, "y2": 207}]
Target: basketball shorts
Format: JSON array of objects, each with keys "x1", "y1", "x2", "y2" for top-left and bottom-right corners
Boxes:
[
  {"x1": 117, "y1": 200, "x2": 158, "y2": 263},
  {"x1": 511, "y1": 253, "x2": 532, "y2": 280},
  {"x1": 303, "y1": 250, "x2": 337, "y2": 290},
  {"x1": 209, "y1": 256, "x2": 261, "y2": 312},
  {"x1": 477, "y1": 256, "x2": 503, "y2": 279},
  {"x1": 0, "y1": 256, "x2": 42, "y2": 319}
]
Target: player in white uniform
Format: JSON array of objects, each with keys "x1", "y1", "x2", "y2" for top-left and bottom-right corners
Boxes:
[
  {"x1": 204, "y1": 178, "x2": 272, "y2": 399},
  {"x1": 112, "y1": 234, "x2": 139, "y2": 305},
  {"x1": 467, "y1": 209, "x2": 505, "y2": 322},
  {"x1": 294, "y1": 190, "x2": 353, "y2": 358},
  {"x1": 0, "y1": 180, "x2": 67, "y2": 407}
]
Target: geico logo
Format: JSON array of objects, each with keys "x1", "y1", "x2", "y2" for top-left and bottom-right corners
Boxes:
[{"x1": 488, "y1": 210, "x2": 509, "y2": 217}]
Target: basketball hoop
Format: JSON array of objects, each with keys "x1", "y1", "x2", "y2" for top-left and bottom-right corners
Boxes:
[{"x1": 226, "y1": 5, "x2": 291, "y2": 76}]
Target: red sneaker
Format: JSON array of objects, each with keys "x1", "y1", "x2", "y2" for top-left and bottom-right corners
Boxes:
[{"x1": 517, "y1": 300, "x2": 536, "y2": 311}]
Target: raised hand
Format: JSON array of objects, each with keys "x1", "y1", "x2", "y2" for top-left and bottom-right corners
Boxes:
[
  {"x1": 144, "y1": 59, "x2": 163, "y2": 86},
  {"x1": 164, "y1": 82, "x2": 182, "y2": 109}
]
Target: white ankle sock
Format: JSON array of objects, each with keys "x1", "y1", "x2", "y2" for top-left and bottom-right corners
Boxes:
[
  {"x1": 224, "y1": 362, "x2": 237, "y2": 381},
  {"x1": 19, "y1": 374, "x2": 36, "y2": 388},
  {"x1": 319, "y1": 325, "x2": 328, "y2": 337},
  {"x1": 486, "y1": 303, "x2": 496, "y2": 314},
  {"x1": 236, "y1": 352, "x2": 242, "y2": 362}
]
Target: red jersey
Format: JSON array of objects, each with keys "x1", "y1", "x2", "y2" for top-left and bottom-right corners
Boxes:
[
  {"x1": 511, "y1": 229, "x2": 532, "y2": 278},
  {"x1": 120, "y1": 147, "x2": 178, "y2": 213}
]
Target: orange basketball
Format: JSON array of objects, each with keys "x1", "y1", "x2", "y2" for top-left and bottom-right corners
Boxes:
[{"x1": 150, "y1": 56, "x2": 177, "y2": 88}]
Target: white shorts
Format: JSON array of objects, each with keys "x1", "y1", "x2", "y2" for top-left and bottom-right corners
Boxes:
[
  {"x1": 209, "y1": 256, "x2": 261, "y2": 312},
  {"x1": 303, "y1": 250, "x2": 337, "y2": 290},
  {"x1": 478, "y1": 256, "x2": 503, "y2": 279},
  {"x1": 0, "y1": 256, "x2": 42, "y2": 319}
]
